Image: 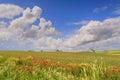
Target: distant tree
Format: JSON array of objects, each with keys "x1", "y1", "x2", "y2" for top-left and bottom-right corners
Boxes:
[
  {"x1": 90, "y1": 48, "x2": 96, "y2": 53},
  {"x1": 28, "y1": 50, "x2": 32, "y2": 52},
  {"x1": 56, "y1": 49, "x2": 59, "y2": 52},
  {"x1": 41, "y1": 50, "x2": 43, "y2": 52}
]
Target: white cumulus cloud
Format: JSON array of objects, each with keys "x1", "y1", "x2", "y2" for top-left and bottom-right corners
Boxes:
[
  {"x1": 64, "y1": 17, "x2": 120, "y2": 51},
  {"x1": 0, "y1": 4, "x2": 23, "y2": 19},
  {"x1": 0, "y1": 21, "x2": 7, "y2": 28},
  {"x1": 0, "y1": 4, "x2": 120, "y2": 51},
  {"x1": 0, "y1": 4, "x2": 61, "y2": 50}
]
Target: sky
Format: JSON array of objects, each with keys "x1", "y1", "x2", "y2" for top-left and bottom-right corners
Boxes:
[{"x1": 0, "y1": 0, "x2": 120, "y2": 51}]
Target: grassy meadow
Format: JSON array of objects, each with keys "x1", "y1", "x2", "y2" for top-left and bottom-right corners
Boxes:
[{"x1": 0, "y1": 50, "x2": 120, "y2": 80}]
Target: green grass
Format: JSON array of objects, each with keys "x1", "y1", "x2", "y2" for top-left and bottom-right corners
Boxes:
[
  {"x1": 0, "y1": 50, "x2": 120, "y2": 66},
  {"x1": 0, "y1": 50, "x2": 120, "y2": 80}
]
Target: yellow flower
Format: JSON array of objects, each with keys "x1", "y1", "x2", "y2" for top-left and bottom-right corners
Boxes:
[
  {"x1": 8, "y1": 57, "x2": 19, "y2": 61},
  {"x1": 0, "y1": 55, "x2": 3, "y2": 58},
  {"x1": 26, "y1": 55, "x2": 34, "y2": 60}
]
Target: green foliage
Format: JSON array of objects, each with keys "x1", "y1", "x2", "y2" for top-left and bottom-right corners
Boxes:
[
  {"x1": 0, "y1": 57, "x2": 119, "y2": 80},
  {"x1": 0, "y1": 51, "x2": 120, "y2": 80}
]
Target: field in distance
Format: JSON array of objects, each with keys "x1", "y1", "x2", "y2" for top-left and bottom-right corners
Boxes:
[{"x1": 0, "y1": 50, "x2": 120, "y2": 66}]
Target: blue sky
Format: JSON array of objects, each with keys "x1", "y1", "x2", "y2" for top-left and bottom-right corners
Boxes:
[
  {"x1": 1, "y1": 0, "x2": 120, "y2": 34},
  {"x1": 0, "y1": 0, "x2": 120, "y2": 51}
]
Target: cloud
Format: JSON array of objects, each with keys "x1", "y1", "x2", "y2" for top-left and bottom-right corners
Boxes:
[
  {"x1": 33, "y1": 37, "x2": 63, "y2": 51},
  {"x1": 23, "y1": 18, "x2": 61, "y2": 38},
  {"x1": 9, "y1": 6, "x2": 42, "y2": 38},
  {"x1": 93, "y1": 6, "x2": 108, "y2": 13},
  {"x1": 0, "y1": 21, "x2": 7, "y2": 28},
  {"x1": 0, "y1": 4, "x2": 23, "y2": 19},
  {"x1": 69, "y1": 20, "x2": 90, "y2": 26},
  {"x1": 38, "y1": 18, "x2": 61, "y2": 37},
  {"x1": 0, "y1": 4, "x2": 120, "y2": 51},
  {"x1": 9, "y1": 6, "x2": 42, "y2": 29},
  {"x1": 63, "y1": 17, "x2": 120, "y2": 51},
  {"x1": 0, "y1": 4, "x2": 61, "y2": 50},
  {"x1": 113, "y1": 7, "x2": 120, "y2": 15},
  {"x1": 9, "y1": 6, "x2": 60, "y2": 39}
]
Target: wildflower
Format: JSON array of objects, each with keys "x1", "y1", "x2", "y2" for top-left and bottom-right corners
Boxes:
[
  {"x1": 104, "y1": 72, "x2": 109, "y2": 78},
  {"x1": 68, "y1": 75, "x2": 74, "y2": 79},
  {"x1": 67, "y1": 63, "x2": 74, "y2": 68},
  {"x1": 86, "y1": 73, "x2": 90, "y2": 76},
  {"x1": 19, "y1": 68, "x2": 24, "y2": 71},
  {"x1": 118, "y1": 69, "x2": 120, "y2": 73},
  {"x1": 87, "y1": 66, "x2": 91, "y2": 69},
  {"x1": 26, "y1": 55, "x2": 34, "y2": 60},
  {"x1": 18, "y1": 56, "x2": 21, "y2": 60},
  {"x1": 8, "y1": 57, "x2": 19, "y2": 61},
  {"x1": 112, "y1": 69, "x2": 115, "y2": 73},
  {"x1": 113, "y1": 66, "x2": 118, "y2": 69},
  {"x1": 26, "y1": 67, "x2": 31, "y2": 71},
  {"x1": 0, "y1": 55, "x2": 3, "y2": 58},
  {"x1": 81, "y1": 64, "x2": 87, "y2": 68},
  {"x1": 13, "y1": 67, "x2": 17, "y2": 70},
  {"x1": 46, "y1": 59, "x2": 51, "y2": 62}
]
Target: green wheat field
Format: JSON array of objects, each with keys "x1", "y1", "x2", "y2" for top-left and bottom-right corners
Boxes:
[{"x1": 0, "y1": 50, "x2": 120, "y2": 80}]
